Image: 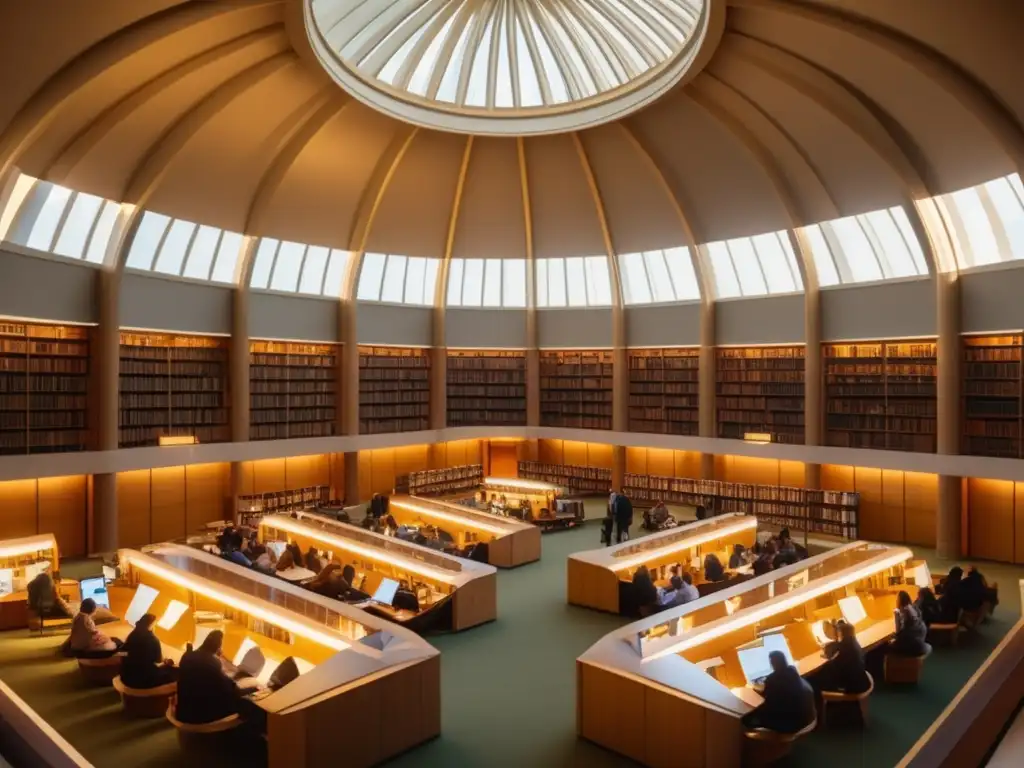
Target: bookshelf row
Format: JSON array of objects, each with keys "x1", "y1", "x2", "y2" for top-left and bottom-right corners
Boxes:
[
  {"x1": 395, "y1": 464, "x2": 484, "y2": 497},
  {"x1": 359, "y1": 346, "x2": 430, "y2": 435},
  {"x1": 540, "y1": 350, "x2": 614, "y2": 430},
  {"x1": 963, "y1": 334, "x2": 1023, "y2": 458},
  {"x1": 250, "y1": 341, "x2": 336, "y2": 441},
  {"x1": 0, "y1": 322, "x2": 90, "y2": 455},
  {"x1": 517, "y1": 460, "x2": 612, "y2": 494},
  {"x1": 824, "y1": 341, "x2": 937, "y2": 453},
  {"x1": 447, "y1": 350, "x2": 526, "y2": 427},
  {"x1": 235, "y1": 484, "x2": 330, "y2": 527},
  {"x1": 622, "y1": 473, "x2": 859, "y2": 539},
  {"x1": 717, "y1": 346, "x2": 805, "y2": 445},
  {"x1": 627, "y1": 348, "x2": 699, "y2": 436}
]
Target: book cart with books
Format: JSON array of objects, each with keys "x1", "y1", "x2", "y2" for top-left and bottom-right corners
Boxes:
[
  {"x1": 359, "y1": 346, "x2": 430, "y2": 435},
  {"x1": 118, "y1": 332, "x2": 229, "y2": 448},
  {"x1": 540, "y1": 349, "x2": 613, "y2": 430},
  {"x1": 0, "y1": 321, "x2": 89, "y2": 455},
  {"x1": 249, "y1": 340, "x2": 337, "y2": 440},
  {"x1": 716, "y1": 345, "x2": 804, "y2": 444},
  {"x1": 395, "y1": 464, "x2": 484, "y2": 496},
  {"x1": 627, "y1": 348, "x2": 699, "y2": 435},
  {"x1": 962, "y1": 333, "x2": 1023, "y2": 458},
  {"x1": 447, "y1": 350, "x2": 526, "y2": 427},
  {"x1": 824, "y1": 340, "x2": 937, "y2": 453},
  {"x1": 622, "y1": 473, "x2": 859, "y2": 540}
]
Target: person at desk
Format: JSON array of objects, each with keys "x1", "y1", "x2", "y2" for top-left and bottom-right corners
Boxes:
[
  {"x1": 304, "y1": 546, "x2": 323, "y2": 574},
  {"x1": 657, "y1": 576, "x2": 684, "y2": 608},
  {"x1": 67, "y1": 599, "x2": 123, "y2": 658},
  {"x1": 703, "y1": 553, "x2": 727, "y2": 583},
  {"x1": 753, "y1": 542, "x2": 776, "y2": 576},
  {"x1": 937, "y1": 566, "x2": 964, "y2": 623},
  {"x1": 817, "y1": 620, "x2": 870, "y2": 696},
  {"x1": 962, "y1": 566, "x2": 998, "y2": 613},
  {"x1": 889, "y1": 590, "x2": 929, "y2": 656},
  {"x1": 121, "y1": 613, "x2": 177, "y2": 689},
  {"x1": 729, "y1": 544, "x2": 747, "y2": 570},
  {"x1": 307, "y1": 563, "x2": 341, "y2": 598},
  {"x1": 631, "y1": 565, "x2": 658, "y2": 616},
  {"x1": 914, "y1": 588, "x2": 943, "y2": 627},
  {"x1": 252, "y1": 546, "x2": 278, "y2": 575},
  {"x1": 741, "y1": 651, "x2": 817, "y2": 734},
  {"x1": 27, "y1": 569, "x2": 72, "y2": 620},
  {"x1": 176, "y1": 630, "x2": 240, "y2": 725},
  {"x1": 275, "y1": 547, "x2": 296, "y2": 572}
]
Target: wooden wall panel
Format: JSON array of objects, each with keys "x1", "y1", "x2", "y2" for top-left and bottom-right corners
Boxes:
[
  {"x1": 237, "y1": 461, "x2": 256, "y2": 496},
  {"x1": 821, "y1": 464, "x2": 855, "y2": 491},
  {"x1": 370, "y1": 449, "x2": 397, "y2": 496},
  {"x1": 37, "y1": 476, "x2": 86, "y2": 559},
  {"x1": 780, "y1": 461, "x2": 805, "y2": 489},
  {"x1": 0, "y1": 479, "x2": 38, "y2": 541},
  {"x1": 562, "y1": 440, "x2": 588, "y2": 467},
  {"x1": 395, "y1": 445, "x2": 429, "y2": 477},
  {"x1": 674, "y1": 450, "x2": 702, "y2": 478},
  {"x1": 117, "y1": 470, "x2": 151, "y2": 549},
  {"x1": 151, "y1": 466, "x2": 186, "y2": 543},
  {"x1": 538, "y1": 439, "x2": 562, "y2": 465},
  {"x1": 464, "y1": 439, "x2": 482, "y2": 465},
  {"x1": 855, "y1": 468, "x2": 885, "y2": 542},
  {"x1": 490, "y1": 444, "x2": 518, "y2": 478},
  {"x1": 718, "y1": 456, "x2": 781, "y2": 486},
  {"x1": 625, "y1": 447, "x2": 647, "y2": 475},
  {"x1": 880, "y1": 470, "x2": 906, "y2": 544},
  {"x1": 647, "y1": 448, "x2": 674, "y2": 478},
  {"x1": 968, "y1": 478, "x2": 1015, "y2": 563},
  {"x1": 587, "y1": 442, "x2": 614, "y2": 469},
  {"x1": 905, "y1": 472, "x2": 937, "y2": 548},
  {"x1": 186, "y1": 463, "x2": 229, "y2": 532},
  {"x1": 329, "y1": 453, "x2": 345, "y2": 500},
  {"x1": 445, "y1": 441, "x2": 468, "y2": 466},
  {"x1": 1014, "y1": 483, "x2": 1024, "y2": 565},
  {"x1": 358, "y1": 451, "x2": 373, "y2": 501},
  {"x1": 251, "y1": 459, "x2": 287, "y2": 495}
]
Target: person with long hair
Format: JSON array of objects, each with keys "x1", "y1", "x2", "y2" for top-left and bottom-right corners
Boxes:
[
  {"x1": 890, "y1": 590, "x2": 929, "y2": 656},
  {"x1": 175, "y1": 630, "x2": 239, "y2": 725},
  {"x1": 818, "y1": 620, "x2": 870, "y2": 694},
  {"x1": 703, "y1": 553, "x2": 726, "y2": 582}
]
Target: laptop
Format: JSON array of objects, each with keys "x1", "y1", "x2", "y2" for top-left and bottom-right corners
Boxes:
[
  {"x1": 737, "y1": 646, "x2": 773, "y2": 687},
  {"x1": 838, "y1": 595, "x2": 868, "y2": 626},
  {"x1": 79, "y1": 576, "x2": 110, "y2": 609},
  {"x1": 372, "y1": 578, "x2": 400, "y2": 607},
  {"x1": 266, "y1": 541, "x2": 287, "y2": 559}
]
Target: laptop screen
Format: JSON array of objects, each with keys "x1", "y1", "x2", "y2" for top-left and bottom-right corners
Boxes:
[
  {"x1": 838, "y1": 595, "x2": 867, "y2": 626},
  {"x1": 79, "y1": 576, "x2": 110, "y2": 609},
  {"x1": 372, "y1": 578, "x2": 400, "y2": 607},
  {"x1": 266, "y1": 541, "x2": 287, "y2": 559},
  {"x1": 737, "y1": 646, "x2": 772, "y2": 685}
]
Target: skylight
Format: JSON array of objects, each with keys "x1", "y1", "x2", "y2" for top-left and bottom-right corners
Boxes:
[
  {"x1": 705, "y1": 230, "x2": 803, "y2": 299},
  {"x1": 356, "y1": 253, "x2": 440, "y2": 305},
  {"x1": 619, "y1": 247, "x2": 700, "y2": 304},
  {"x1": 937, "y1": 173, "x2": 1024, "y2": 270},
  {"x1": 535, "y1": 256, "x2": 613, "y2": 307},
  {"x1": 125, "y1": 211, "x2": 243, "y2": 284},
  {"x1": 447, "y1": 258, "x2": 527, "y2": 308},
  {"x1": 306, "y1": 0, "x2": 712, "y2": 135},
  {"x1": 250, "y1": 237, "x2": 352, "y2": 297}
]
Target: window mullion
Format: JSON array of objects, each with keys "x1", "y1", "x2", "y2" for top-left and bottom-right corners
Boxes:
[
  {"x1": 178, "y1": 223, "x2": 202, "y2": 277},
  {"x1": 266, "y1": 240, "x2": 284, "y2": 288}
]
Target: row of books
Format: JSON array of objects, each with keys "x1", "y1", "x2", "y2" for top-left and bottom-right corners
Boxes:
[
  {"x1": 396, "y1": 464, "x2": 483, "y2": 496},
  {"x1": 120, "y1": 378, "x2": 224, "y2": 393},
  {"x1": 447, "y1": 398, "x2": 527, "y2": 410},
  {"x1": 629, "y1": 394, "x2": 698, "y2": 406},
  {"x1": 718, "y1": 410, "x2": 804, "y2": 424},
  {"x1": 359, "y1": 405, "x2": 429, "y2": 418},
  {"x1": 120, "y1": 360, "x2": 224, "y2": 377},
  {"x1": 359, "y1": 357, "x2": 429, "y2": 368},
  {"x1": 360, "y1": 369, "x2": 430, "y2": 381},
  {"x1": 251, "y1": 381, "x2": 334, "y2": 394},
  {"x1": 448, "y1": 411, "x2": 527, "y2": 426},
  {"x1": 121, "y1": 393, "x2": 223, "y2": 408},
  {"x1": 249, "y1": 367, "x2": 334, "y2": 381},
  {"x1": 359, "y1": 392, "x2": 430, "y2": 404},
  {"x1": 250, "y1": 408, "x2": 335, "y2": 424},
  {"x1": 0, "y1": 411, "x2": 87, "y2": 428},
  {"x1": 628, "y1": 419, "x2": 699, "y2": 436},
  {"x1": 0, "y1": 430, "x2": 88, "y2": 454},
  {"x1": 119, "y1": 409, "x2": 228, "y2": 426},
  {"x1": 0, "y1": 339, "x2": 88, "y2": 356},
  {"x1": 236, "y1": 485, "x2": 330, "y2": 527},
  {"x1": 447, "y1": 355, "x2": 525, "y2": 370},
  {"x1": 0, "y1": 358, "x2": 88, "y2": 374},
  {"x1": 360, "y1": 418, "x2": 429, "y2": 434},
  {"x1": 518, "y1": 461, "x2": 611, "y2": 493},
  {"x1": 965, "y1": 400, "x2": 1021, "y2": 416},
  {"x1": 448, "y1": 371, "x2": 527, "y2": 384},
  {"x1": 0, "y1": 394, "x2": 86, "y2": 409},
  {"x1": 964, "y1": 420, "x2": 1021, "y2": 437},
  {"x1": 716, "y1": 396, "x2": 804, "y2": 409},
  {"x1": 249, "y1": 422, "x2": 336, "y2": 440},
  {"x1": 251, "y1": 394, "x2": 334, "y2": 408},
  {"x1": 0, "y1": 377, "x2": 87, "y2": 393},
  {"x1": 448, "y1": 384, "x2": 525, "y2": 396}
]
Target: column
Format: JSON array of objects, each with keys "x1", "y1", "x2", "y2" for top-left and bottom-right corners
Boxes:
[
  {"x1": 343, "y1": 451, "x2": 360, "y2": 506},
  {"x1": 611, "y1": 445, "x2": 625, "y2": 492},
  {"x1": 229, "y1": 286, "x2": 250, "y2": 521},
  {"x1": 340, "y1": 301, "x2": 361, "y2": 504},
  {"x1": 699, "y1": 300, "x2": 716, "y2": 480},
  {"x1": 936, "y1": 271, "x2": 962, "y2": 558},
  {"x1": 91, "y1": 268, "x2": 120, "y2": 553},
  {"x1": 803, "y1": 258, "x2": 823, "y2": 490}
]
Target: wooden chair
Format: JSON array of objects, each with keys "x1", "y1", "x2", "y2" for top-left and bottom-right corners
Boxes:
[
  {"x1": 884, "y1": 645, "x2": 931, "y2": 684},
  {"x1": 927, "y1": 621, "x2": 960, "y2": 647},
  {"x1": 820, "y1": 672, "x2": 874, "y2": 726},
  {"x1": 166, "y1": 703, "x2": 242, "y2": 753},
  {"x1": 112, "y1": 676, "x2": 177, "y2": 719},
  {"x1": 77, "y1": 655, "x2": 123, "y2": 686},
  {"x1": 743, "y1": 719, "x2": 816, "y2": 766},
  {"x1": 26, "y1": 609, "x2": 72, "y2": 636}
]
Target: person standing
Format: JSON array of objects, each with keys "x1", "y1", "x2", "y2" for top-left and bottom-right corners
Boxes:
[{"x1": 612, "y1": 490, "x2": 633, "y2": 543}]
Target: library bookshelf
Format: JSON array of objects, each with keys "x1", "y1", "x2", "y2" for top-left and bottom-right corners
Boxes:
[
  {"x1": 359, "y1": 346, "x2": 430, "y2": 435},
  {"x1": 824, "y1": 340, "x2": 937, "y2": 453},
  {"x1": 250, "y1": 341, "x2": 337, "y2": 441},
  {"x1": 447, "y1": 350, "x2": 526, "y2": 427},
  {"x1": 716, "y1": 346, "x2": 804, "y2": 444},
  {"x1": 0, "y1": 321, "x2": 89, "y2": 455},
  {"x1": 236, "y1": 484, "x2": 330, "y2": 527},
  {"x1": 118, "y1": 332, "x2": 229, "y2": 448},
  {"x1": 518, "y1": 461, "x2": 611, "y2": 495},
  {"x1": 627, "y1": 348, "x2": 699, "y2": 436},
  {"x1": 395, "y1": 464, "x2": 484, "y2": 497},
  {"x1": 963, "y1": 334, "x2": 1022, "y2": 458},
  {"x1": 540, "y1": 349, "x2": 613, "y2": 430},
  {"x1": 622, "y1": 473, "x2": 859, "y2": 539}
]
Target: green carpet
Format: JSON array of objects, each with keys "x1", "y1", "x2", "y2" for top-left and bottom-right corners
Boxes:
[{"x1": 1, "y1": 520, "x2": 1021, "y2": 768}]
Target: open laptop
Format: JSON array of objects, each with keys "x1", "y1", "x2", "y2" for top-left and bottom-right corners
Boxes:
[
  {"x1": 78, "y1": 576, "x2": 110, "y2": 609},
  {"x1": 372, "y1": 578, "x2": 400, "y2": 607},
  {"x1": 737, "y1": 646, "x2": 773, "y2": 687},
  {"x1": 266, "y1": 541, "x2": 287, "y2": 559},
  {"x1": 838, "y1": 595, "x2": 868, "y2": 627}
]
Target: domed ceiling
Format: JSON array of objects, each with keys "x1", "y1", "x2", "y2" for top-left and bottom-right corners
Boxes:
[{"x1": 0, "y1": 0, "x2": 1020, "y2": 270}]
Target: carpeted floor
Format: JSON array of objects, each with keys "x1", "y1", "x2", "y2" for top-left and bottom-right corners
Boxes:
[{"x1": 1, "y1": 511, "x2": 1021, "y2": 768}]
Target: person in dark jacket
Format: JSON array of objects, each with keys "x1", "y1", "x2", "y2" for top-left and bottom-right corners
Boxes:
[
  {"x1": 612, "y1": 492, "x2": 633, "y2": 543},
  {"x1": 121, "y1": 613, "x2": 176, "y2": 689},
  {"x1": 890, "y1": 590, "x2": 929, "y2": 656},
  {"x1": 961, "y1": 567, "x2": 998, "y2": 613},
  {"x1": 27, "y1": 569, "x2": 72, "y2": 619},
  {"x1": 817, "y1": 621, "x2": 870, "y2": 695},
  {"x1": 728, "y1": 544, "x2": 747, "y2": 570},
  {"x1": 753, "y1": 541, "x2": 777, "y2": 576},
  {"x1": 704, "y1": 553, "x2": 726, "y2": 583},
  {"x1": 741, "y1": 651, "x2": 817, "y2": 734},
  {"x1": 175, "y1": 630, "x2": 239, "y2": 725},
  {"x1": 937, "y1": 566, "x2": 964, "y2": 623},
  {"x1": 914, "y1": 588, "x2": 943, "y2": 627},
  {"x1": 631, "y1": 565, "x2": 658, "y2": 616}
]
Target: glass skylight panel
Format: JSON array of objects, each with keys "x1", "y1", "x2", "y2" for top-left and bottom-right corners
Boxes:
[
  {"x1": 447, "y1": 259, "x2": 465, "y2": 305},
  {"x1": 462, "y1": 259, "x2": 484, "y2": 304},
  {"x1": 356, "y1": 253, "x2": 438, "y2": 305},
  {"x1": 52, "y1": 192, "x2": 102, "y2": 259},
  {"x1": 751, "y1": 232, "x2": 801, "y2": 294},
  {"x1": 404, "y1": 255, "x2": 427, "y2": 303},
  {"x1": 584, "y1": 256, "x2": 613, "y2": 305},
  {"x1": 941, "y1": 173, "x2": 1024, "y2": 268},
  {"x1": 482, "y1": 259, "x2": 503, "y2": 306},
  {"x1": 25, "y1": 183, "x2": 72, "y2": 252},
  {"x1": 831, "y1": 217, "x2": 884, "y2": 282},
  {"x1": 310, "y1": 0, "x2": 707, "y2": 132},
  {"x1": 503, "y1": 259, "x2": 527, "y2": 306},
  {"x1": 534, "y1": 256, "x2": 611, "y2": 306},
  {"x1": 987, "y1": 175, "x2": 1024, "y2": 260},
  {"x1": 298, "y1": 245, "x2": 329, "y2": 294},
  {"x1": 321, "y1": 250, "x2": 350, "y2": 296},
  {"x1": 270, "y1": 240, "x2": 306, "y2": 292},
  {"x1": 621, "y1": 247, "x2": 701, "y2": 304},
  {"x1": 182, "y1": 225, "x2": 221, "y2": 280},
  {"x1": 663, "y1": 247, "x2": 701, "y2": 300},
  {"x1": 565, "y1": 257, "x2": 588, "y2": 306},
  {"x1": 446, "y1": 258, "x2": 527, "y2": 307},
  {"x1": 803, "y1": 225, "x2": 840, "y2": 287},
  {"x1": 620, "y1": 252, "x2": 653, "y2": 304},
  {"x1": 124, "y1": 211, "x2": 242, "y2": 283},
  {"x1": 535, "y1": 258, "x2": 550, "y2": 307},
  {"x1": 126, "y1": 212, "x2": 170, "y2": 271},
  {"x1": 250, "y1": 238, "x2": 277, "y2": 289},
  {"x1": 357, "y1": 252, "x2": 386, "y2": 300},
  {"x1": 154, "y1": 220, "x2": 196, "y2": 276},
  {"x1": 706, "y1": 242, "x2": 742, "y2": 299},
  {"x1": 210, "y1": 231, "x2": 242, "y2": 284},
  {"x1": 379, "y1": 254, "x2": 407, "y2": 302},
  {"x1": 84, "y1": 202, "x2": 120, "y2": 264}
]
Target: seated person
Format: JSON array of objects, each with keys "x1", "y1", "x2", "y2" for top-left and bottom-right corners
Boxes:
[
  {"x1": 175, "y1": 631, "x2": 240, "y2": 725},
  {"x1": 773, "y1": 549, "x2": 800, "y2": 569},
  {"x1": 961, "y1": 566, "x2": 998, "y2": 613},
  {"x1": 914, "y1": 588, "x2": 943, "y2": 627},
  {"x1": 361, "y1": 511, "x2": 379, "y2": 531},
  {"x1": 703, "y1": 553, "x2": 727, "y2": 583},
  {"x1": 275, "y1": 546, "x2": 300, "y2": 573},
  {"x1": 817, "y1": 620, "x2": 870, "y2": 695},
  {"x1": 937, "y1": 566, "x2": 963, "y2": 623},
  {"x1": 27, "y1": 568, "x2": 72, "y2": 620},
  {"x1": 223, "y1": 544, "x2": 251, "y2": 569},
  {"x1": 243, "y1": 533, "x2": 265, "y2": 561},
  {"x1": 890, "y1": 590, "x2": 929, "y2": 656},
  {"x1": 631, "y1": 565, "x2": 659, "y2": 616},
  {"x1": 306, "y1": 563, "x2": 341, "y2": 598},
  {"x1": 675, "y1": 572, "x2": 700, "y2": 605},
  {"x1": 728, "y1": 544, "x2": 747, "y2": 570},
  {"x1": 657, "y1": 576, "x2": 685, "y2": 608},
  {"x1": 777, "y1": 528, "x2": 796, "y2": 554},
  {"x1": 66, "y1": 599, "x2": 123, "y2": 658},
  {"x1": 252, "y1": 545, "x2": 278, "y2": 575},
  {"x1": 741, "y1": 651, "x2": 816, "y2": 734},
  {"x1": 753, "y1": 541, "x2": 777, "y2": 576},
  {"x1": 393, "y1": 580, "x2": 421, "y2": 613},
  {"x1": 304, "y1": 547, "x2": 323, "y2": 574},
  {"x1": 120, "y1": 613, "x2": 177, "y2": 689}
]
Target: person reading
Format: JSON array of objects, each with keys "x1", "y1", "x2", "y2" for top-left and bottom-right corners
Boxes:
[
  {"x1": 936, "y1": 566, "x2": 963, "y2": 622},
  {"x1": 889, "y1": 590, "x2": 929, "y2": 656},
  {"x1": 703, "y1": 553, "x2": 726, "y2": 583},
  {"x1": 728, "y1": 544, "x2": 747, "y2": 570},
  {"x1": 120, "y1": 613, "x2": 176, "y2": 689},
  {"x1": 630, "y1": 565, "x2": 658, "y2": 617},
  {"x1": 66, "y1": 599, "x2": 123, "y2": 658},
  {"x1": 741, "y1": 651, "x2": 816, "y2": 734},
  {"x1": 175, "y1": 630, "x2": 240, "y2": 725},
  {"x1": 914, "y1": 588, "x2": 942, "y2": 627},
  {"x1": 816, "y1": 621, "x2": 870, "y2": 697}
]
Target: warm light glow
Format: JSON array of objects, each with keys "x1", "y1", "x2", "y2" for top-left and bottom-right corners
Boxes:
[
  {"x1": 610, "y1": 516, "x2": 758, "y2": 572},
  {"x1": 157, "y1": 600, "x2": 189, "y2": 630},
  {"x1": 123, "y1": 553, "x2": 350, "y2": 652},
  {"x1": 0, "y1": 534, "x2": 57, "y2": 560},
  {"x1": 483, "y1": 476, "x2": 561, "y2": 492},
  {"x1": 392, "y1": 498, "x2": 510, "y2": 536},
  {"x1": 264, "y1": 516, "x2": 454, "y2": 582},
  {"x1": 159, "y1": 435, "x2": 198, "y2": 446},
  {"x1": 644, "y1": 548, "x2": 911, "y2": 661},
  {"x1": 743, "y1": 432, "x2": 772, "y2": 445}
]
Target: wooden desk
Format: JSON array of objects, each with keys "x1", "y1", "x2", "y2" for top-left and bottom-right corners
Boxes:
[{"x1": 0, "y1": 579, "x2": 80, "y2": 631}]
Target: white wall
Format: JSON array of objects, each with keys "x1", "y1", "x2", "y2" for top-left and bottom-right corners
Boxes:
[
  {"x1": 961, "y1": 265, "x2": 1024, "y2": 333},
  {"x1": 538, "y1": 307, "x2": 613, "y2": 348},
  {"x1": 716, "y1": 294, "x2": 804, "y2": 345},
  {"x1": 120, "y1": 272, "x2": 232, "y2": 335},
  {"x1": 445, "y1": 308, "x2": 528, "y2": 348},
  {"x1": 249, "y1": 291, "x2": 339, "y2": 342},
  {"x1": 356, "y1": 303, "x2": 433, "y2": 347},
  {"x1": 822, "y1": 279, "x2": 936, "y2": 340},
  {"x1": 626, "y1": 303, "x2": 701, "y2": 347},
  {"x1": 0, "y1": 248, "x2": 96, "y2": 324}
]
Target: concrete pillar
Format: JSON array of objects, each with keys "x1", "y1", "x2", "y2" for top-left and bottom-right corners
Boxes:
[
  {"x1": 612, "y1": 445, "x2": 625, "y2": 492},
  {"x1": 936, "y1": 271, "x2": 962, "y2": 557},
  {"x1": 344, "y1": 451, "x2": 360, "y2": 505},
  {"x1": 699, "y1": 301, "x2": 716, "y2": 480},
  {"x1": 803, "y1": 262, "x2": 823, "y2": 489},
  {"x1": 430, "y1": 347, "x2": 447, "y2": 431},
  {"x1": 229, "y1": 286, "x2": 250, "y2": 523},
  {"x1": 91, "y1": 269, "x2": 120, "y2": 553}
]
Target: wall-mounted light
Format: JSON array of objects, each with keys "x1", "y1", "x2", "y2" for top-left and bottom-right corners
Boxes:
[
  {"x1": 743, "y1": 432, "x2": 772, "y2": 445},
  {"x1": 159, "y1": 435, "x2": 198, "y2": 447}
]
